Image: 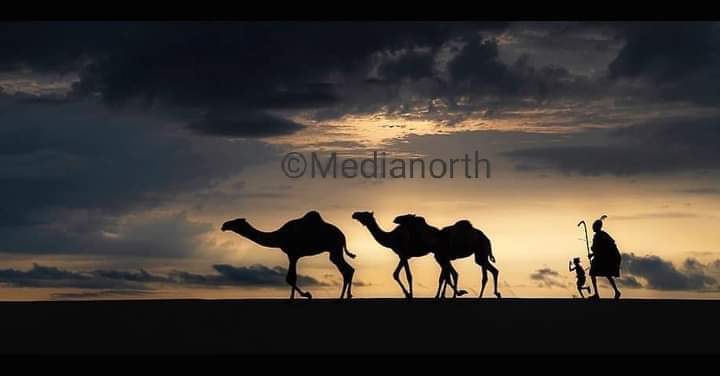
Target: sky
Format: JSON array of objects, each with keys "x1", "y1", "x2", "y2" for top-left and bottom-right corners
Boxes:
[{"x1": 2, "y1": 21, "x2": 720, "y2": 300}]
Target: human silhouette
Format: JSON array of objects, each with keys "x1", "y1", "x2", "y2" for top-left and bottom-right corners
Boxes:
[
  {"x1": 569, "y1": 257, "x2": 592, "y2": 298},
  {"x1": 352, "y1": 211, "x2": 456, "y2": 298},
  {"x1": 221, "y1": 211, "x2": 355, "y2": 300},
  {"x1": 588, "y1": 218, "x2": 622, "y2": 300}
]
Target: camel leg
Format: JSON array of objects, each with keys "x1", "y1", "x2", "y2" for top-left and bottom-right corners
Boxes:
[
  {"x1": 287, "y1": 256, "x2": 296, "y2": 300},
  {"x1": 440, "y1": 269, "x2": 448, "y2": 298},
  {"x1": 450, "y1": 268, "x2": 458, "y2": 298},
  {"x1": 435, "y1": 267, "x2": 446, "y2": 299},
  {"x1": 402, "y1": 259, "x2": 413, "y2": 298},
  {"x1": 444, "y1": 264, "x2": 458, "y2": 298},
  {"x1": 287, "y1": 256, "x2": 312, "y2": 300},
  {"x1": 479, "y1": 266, "x2": 488, "y2": 298},
  {"x1": 484, "y1": 261, "x2": 501, "y2": 298},
  {"x1": 330, "y1": 251, "x2": 355, "y2": 300},
  {"x1": 435, "y1": 265, "x2": 449, "y2": 299},
  {"x1": 393, "y1": 259, "x2": 412, "y2": 298},
  {"x1": 446, "y1": 263, "x2": 468, "y2": 298},
  {"x1": 440, "y1": 263, "x2": 451, "y2": 298},
  {"x1": 433, "y1": 254, "x2": 453, "y2": 299}
]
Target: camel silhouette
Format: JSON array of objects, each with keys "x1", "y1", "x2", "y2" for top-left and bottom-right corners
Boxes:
[
  {"x1": 352, "y1": 211, "x2": 458, "y2": 298},
  {"x1": 391, "y1": 214, "x2": 466, "y2": 299},
  {"x1": 221, "y1": 211, "x2": 356, "y2": 300},
  {"x1": 395, "y1": 215, "x2": 501, "y2": 299}
]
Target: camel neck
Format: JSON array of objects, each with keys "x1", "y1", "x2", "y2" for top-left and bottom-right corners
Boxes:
[
  {"x1": 365, "y1": 219, "x2": 396, "y2": 249},
  {"x1": 238, "y1": 225, "x2": 284, "y2": 248}
]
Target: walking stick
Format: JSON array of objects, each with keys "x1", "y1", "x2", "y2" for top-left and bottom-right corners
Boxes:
[{"x1": 577, "y1": 220, "x2": 591, "y2": 260}]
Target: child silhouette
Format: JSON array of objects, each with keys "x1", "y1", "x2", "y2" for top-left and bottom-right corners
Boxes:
[{"x1": 569, "y1": 257, "x2": 592, "y2": 298}]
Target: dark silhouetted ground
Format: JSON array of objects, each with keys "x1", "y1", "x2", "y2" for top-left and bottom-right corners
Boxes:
[{"x1": 0, "y1": 298, "x2": 717, "y2": 354}]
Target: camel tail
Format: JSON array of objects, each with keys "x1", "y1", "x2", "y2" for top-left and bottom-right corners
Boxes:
[{"x1": 344, "y1": 245, "x2": 356, "y2": 259}]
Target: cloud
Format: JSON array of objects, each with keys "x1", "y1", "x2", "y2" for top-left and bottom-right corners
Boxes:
[
  {"x1": 0, "y1": 22, "x2": 626, "y2": 133},
  {"x1": 530, "y1": 267, "x2": 567, "y2": 288},
  {"x1": 0, "y1": 264, "x2": 149, "y2": 289},
  {"x1": 0, "y1": 22, "x2": 508, "y2": 131},
  {"x1": 323, "y1": 273, "x2": 371, "y2": 287},
  {"x1": 377, "y1": 49, "x2": 436, "y2": 82},
  {"x1": 0, "y1": 95, "x2": 277, "y2": 256},
  {"x1": 187, "y1": 109, "x2": 305, "y2": 137},
  {"x1": 170, "y1": 264, "x2": 326, "y2": 287},
  {"x1": 621, "y1": 253, "x2": 718, "y2": 291},
  {"x1": 675, "y1": 188, "x2": 720, "y2": 195},
  {"x1": 0, "y1": 96, "x2": 275, "y2": 222},
  {"x1": 505, "y1": 116, "x2": 720, "y2": 175},
  {"x1": 609, "y1": 23, "x2": 719, "y2": 82},
  {"x1": 92, "y1": 269, "x2": 169, "y2": 283},
  {"x1": 6, "y1": 22, "x2": 718, "y2": 136},
  {"x1": 0, "y1": 212, "x2": 214, "y2": 258},
  {"x1": 617, "y1": 275, "x2": 643, "y2": 288},
  {"x1": 0, "y1": 263, "x2": 327, "y2": 290},
  {"x1": 50, "y1": 290, "x2": 153, "y2": 300},
  {"x1": 608, "y1": 22, "x2": 720, "y2": 105},
  {"x1": 448, "y1": 38, "x2": 515, "y2": 89}
]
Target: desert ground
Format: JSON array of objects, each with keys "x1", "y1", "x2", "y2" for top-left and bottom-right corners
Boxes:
[{"x1": 1, "y1": 298, "x2": 717, "y2": 354}]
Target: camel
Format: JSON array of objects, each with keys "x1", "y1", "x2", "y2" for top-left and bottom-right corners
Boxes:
[
  {"x1": 352, "y1": 211, "x2": 460, "y2": 299},
  {"x1": 351, "y1": 211, "x2": 419, "y2": 298},
  {"x1": 221, "y1": 211, "x2": 355, "y2": 300},
  {"x1": 392, "y1": 214, "x2": 466, "y2": 299},
  {"x1": 352, "y1": 211, "x2": 463, "y2": 298},
  {"x1": 395, "y1": 215, "x2": 501, "y2": 299}
]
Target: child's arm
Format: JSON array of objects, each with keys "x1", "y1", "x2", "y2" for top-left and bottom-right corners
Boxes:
[{"x1": 569, "y1": 262, "x2": 575, "y2": 271}]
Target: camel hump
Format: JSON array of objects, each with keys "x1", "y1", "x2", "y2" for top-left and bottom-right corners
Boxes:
[
  {"x1": 302, "y1": 210, "x2": 324, "y2": 223},
  {"x1": 455, "y1": 220, "x2": 473, "y2": 229},
  {"x1": 413, "y1": 216, "x2": 428, "y2": 226}
]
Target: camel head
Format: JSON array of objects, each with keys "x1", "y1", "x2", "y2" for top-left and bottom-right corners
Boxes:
[
  {"x1": 221, "y1": 218, "x2": 250, "y2": 233},
  {"x1": 352, "y1": 211, "x2": 375, "y2": 227}
]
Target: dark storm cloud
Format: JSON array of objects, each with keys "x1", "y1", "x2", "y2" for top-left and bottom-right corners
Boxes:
[
  {"x1": 440, "y1": 36, "x2": 608, "y2": 106},
  {"x1": 92, "y1": 269, "x2": 172, "y2": 283},
  {"x1": 530, "y1": 267, "x2": 567, "y2": 288},
  {"x1": 0, "y1": 95, "x2": 276, "y2": 256},
  {"x1": 0, "y1": 22, "x2": 505, "y2": 111},
  {"x1": 621, "y1": 253, "x2": 718, "y2": 291},
  {"x1": 608, "y1": 22, "x2": 720, "y2": 105},
  {"x1": 0, "y1": 213, "x2": 212, "y2": 257},
  {"x1": 609, "y1": 23, "x2": 719, "y2": 82},
  {"x1": 15, "y1": 95, "x2": 77, "y2": 105},
  {"x1": 4, "y1": 22, "x2": 720, "y2": 129},
  {"x1": 505, "y1": 116, "x2": 720, "y2": 175},
  {"x1": 448, "y1": 38, "x2": 512, "y2": 88},
  {"x1": 0, "y1": 263, "x2": 326, "y2": 290},
  {"x1": 169, "y1": 264, "x2": 326, "y2": 287},
  {"x1": 617, "y1": 275, "x2": 643, "y2": 289},
  {"x1": 50, "y1": 290, "x2": 154, "y2": 300},
  {"x1": 187, "y1": 109, "x2": 305, "y2": 137},
  {"x1": 0, "y1": 96, "x2": 275, "y2": 221},
  {"x1": 377, "y1": 50, "x2": 436, "y2": 82},
  {"x1": 0, "y1": 264, "x2": 149, "y2": 289}
]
